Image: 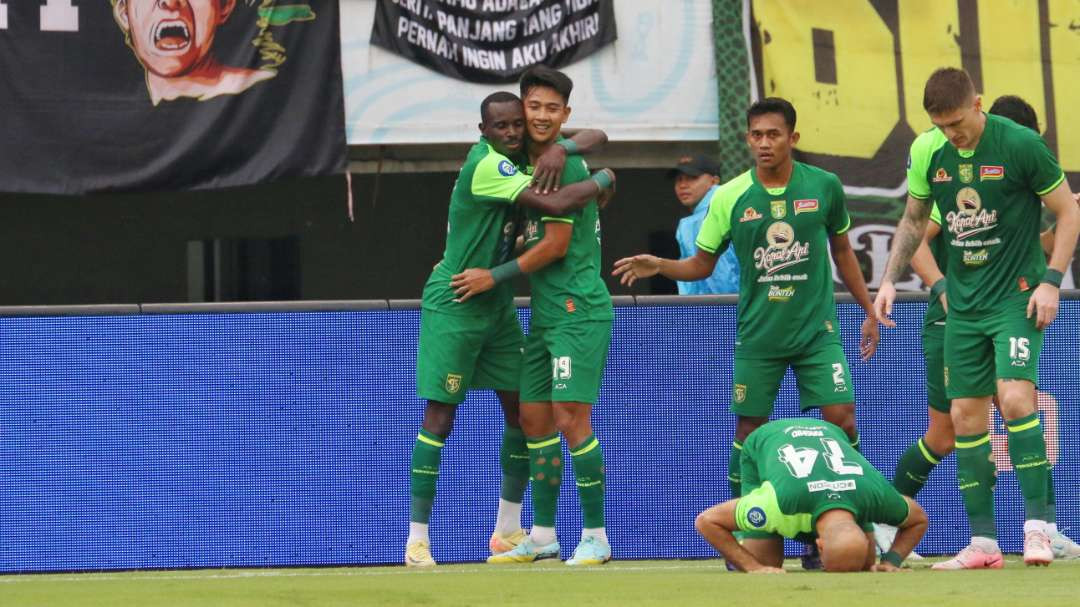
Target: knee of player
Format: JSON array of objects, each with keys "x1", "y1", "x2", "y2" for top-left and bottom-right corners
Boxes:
[
  {"x1": 997, "y1": 389, "x2": 1036, "y2": 419},
  {"x1": 422, "y1": 401, "x2": 457, "y2": 436}
]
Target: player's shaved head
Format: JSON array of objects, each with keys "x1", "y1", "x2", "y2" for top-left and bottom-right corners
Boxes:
[
  {"x1": 923, "y1": 67, "x2": 977, "y2": 115},
  {"x1": 816, "y1": 510, "x2": 869, "y2": 572}
]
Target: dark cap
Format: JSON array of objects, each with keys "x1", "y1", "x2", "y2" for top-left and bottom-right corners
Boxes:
[{"x1": 667, "y1": 154, "x2": 721, "y2": 179}]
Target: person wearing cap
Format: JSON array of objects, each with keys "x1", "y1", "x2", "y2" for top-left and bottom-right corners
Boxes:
[{"x1": 669, "y1": 155, "x2": 741, "y2": 294}]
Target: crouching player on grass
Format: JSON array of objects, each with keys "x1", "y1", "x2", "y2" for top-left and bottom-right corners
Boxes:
[{"x1": 695, "y1": 418, "x2": 928, "y2": 573}]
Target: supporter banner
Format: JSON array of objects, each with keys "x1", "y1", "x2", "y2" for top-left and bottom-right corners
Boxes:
[
  {"x1": 370, "y1": 0, "x2": 616, "y2": 84},
  {"x1": 745, "y1": 0, "x2": 1079, "y2": 196},
  {"x1": 343, "y1": 0, "x2": 717, "y2": 143},
  {"x1": 745, "y1": 0, "x2": 1080, "y2": 287},
  {"x1": 0, "y1": 1, "x2": 346, "y2": 194}
]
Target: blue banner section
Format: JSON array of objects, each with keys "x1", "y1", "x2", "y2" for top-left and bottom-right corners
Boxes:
[{"x1": 0, "y1": 302, "x2": 1077, "y2": 571}]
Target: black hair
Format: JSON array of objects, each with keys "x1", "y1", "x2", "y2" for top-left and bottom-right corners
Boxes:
[
  {"x1": 746, "y1": 97, "x2": 797, "y2": 131},
  {"x1": 480, "y1": 91, "x2": 521, "y2": 124},
  {"x1": 519, "y1": 66, "x2": 573, "y2": 104},
  {"x1": 988, "y1": 95, "x2": 1039, "y2": 132}
]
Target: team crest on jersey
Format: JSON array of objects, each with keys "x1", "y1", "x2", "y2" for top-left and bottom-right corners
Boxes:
[
  {"x1": 754, "y1": 222, "x2": 810, "y2": 275},
  {"x1": 958, "y1": 163, "x2": 974, "y2": 184},
  {"x1": 947, "y1": 187, "x2": 998, "y2": 240},
  {"x1": 980, "y1": 165, "x2": 1005, "y2": 181},
  {"x1": 445, "y1": 373, "x2": 463, "y2": 394},
  {"x1": 932, "y1": 168, "x2": 952, "y2": 183},
  {"x1": 794, "y1": 199, "x2": 819, "y2": 214},
  {"x1": 740, "y1": 207, "x2": 764, "y2": 223},
  {"x1": 734, "y1": 384, "x2": 747, "y2": 403},
  {"x1": 770, "y1": 200, "x2": 787, "y2": 219}
]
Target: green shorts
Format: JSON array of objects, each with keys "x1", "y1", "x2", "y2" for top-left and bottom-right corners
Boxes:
[
  {"x1": 944, "y1": 305, "x2": 1043, "y2": 399},
  {"x1": 416, "y1": 305, "x2": 524, "y2": 404},
  {"x1": 520, "y1": 320, "x2": 612, "y2": 404},
  {"x1": 922, "y1": 321, "x2": 949, "y2": 413},
  {"x1": 731, "y1": 337, "x2": 854, "y2": 417}
]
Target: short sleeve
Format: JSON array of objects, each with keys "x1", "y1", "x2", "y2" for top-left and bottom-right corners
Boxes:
[
  {"x1": 907, "y1": 130, "x2": 944, "y2": 200},
  {"x1": 695, "y1": 173, "x2": 751, "y2": 254},
  {"x1": 471, "y1": 151, "x2": 533, "y2": 204},
  {"x1": 826, "y1": 174, "x2": 851, "y2": 235},
  {"x1": 877, "y1": 490, "x2": 911, "y2": 527},
  {"x1": 929, "y1": 202, "x2": 942, "y2": 226},
  {"x1": 1013, "y1": 127, "x2": 1066, "y2": 196},
  {"x1": 738, "y1": 444, "x2": 761, "y2": 496}
]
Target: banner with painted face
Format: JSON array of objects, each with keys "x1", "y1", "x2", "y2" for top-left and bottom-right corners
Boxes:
[
  {"x1": 741, "y1": 0, "x2": 1080, "y2": 289},
  {"x1": 0, "y1": 1, "x2": 345, "y2": 194}
]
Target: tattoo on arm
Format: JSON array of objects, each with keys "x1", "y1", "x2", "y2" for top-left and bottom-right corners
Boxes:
[{"x1": 884, "y1": 199, "x2": 931, "y2": 283}]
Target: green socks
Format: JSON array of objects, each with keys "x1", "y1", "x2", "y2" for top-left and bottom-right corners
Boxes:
[
  {"x1": 528, "y1": 432, "x2": 563, "y2": 527},
  {"x1": 409, "y1": 428, "x2": 446, "y2": 524},
  {"x1": 893, "y1": 437, "x2": 944, "y2": 498},
  {"x1": 955, "y1": 432, "x2": 997, "y2": 539},
  {"x1": 570, "y1": 434, "x2": 606, "y2": 529},
  {"x1": 1006, "y1": 413, "x2": 1052, "y2": 522},
  {"x1": 500, "y1": 426, "x2": 530, "y2": 503},
  {"x1": 728, "y1": 440, "x2": 742, "y2": 498}
]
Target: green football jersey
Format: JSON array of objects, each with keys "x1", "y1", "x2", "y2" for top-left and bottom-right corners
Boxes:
[
  {"x1": 695, "y1": 162, "x2": 851, "y2": 358},
  {"x1": 907, "y1": 114, "x2": 1065, "y2": 316},
  {"x1": 522, "y1": 153, "x2": 613, "y2": 327},
  {"x1": 924, "y1": 203, "x2": 949, "y2": 327},
  {"x1": 735, "y1": 418, "x2": 910, "y2": 539},
  {"x1": 421, "y1": 138, "x2": 532, "y2": 315}
]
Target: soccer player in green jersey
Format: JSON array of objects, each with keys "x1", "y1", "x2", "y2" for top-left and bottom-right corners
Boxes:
[
  {"x1": 613, "y1": 99, "x2": 880, "y2": 567},
  {"x1": 695, "y1": 418, "x2": 928, "y2": 573},
  {"x1": 882, "y1": 94, "x2": 1080, "y2": 561},
  {"x1": 456, "y1": 66, "x2": 614, "y2": 566},
  {"x1": 874, "y1": 68, "x2": 1080, "y2": 569},
  {"x1": 406, "y1": 91, "x2": 615, "y2": 568}
]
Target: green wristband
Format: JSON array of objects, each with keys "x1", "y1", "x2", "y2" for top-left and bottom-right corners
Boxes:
[
  {"x1": 490, "y1": 259, "x2": 522, "y2": 284},
  {"x1": 929, "y1": 278, "x2": 947, "y2": 301},
  {"x1": 881, "y1": 550, "x2": 903, "y2": 568},
  {"x1": 590, "y1": 170, "x2": 613, "y2": 190},
  {"x1": 1042, "y1": 268, "x2": 1063, "y2": 288},
  {"x1": 556, "y1": 139, "x2": 580, "y2": 155}
]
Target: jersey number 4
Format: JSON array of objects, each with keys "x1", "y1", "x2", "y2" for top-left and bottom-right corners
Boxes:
[{"x1": 778, "y1": 438, "x2": 863, "y2": 479}]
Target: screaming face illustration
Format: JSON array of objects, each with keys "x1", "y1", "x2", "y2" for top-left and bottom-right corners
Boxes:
[{"x1": 112, "y1": 0, "x2": 276, "y2": 105}]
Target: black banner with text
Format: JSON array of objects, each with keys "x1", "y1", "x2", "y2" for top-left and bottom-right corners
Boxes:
[
  {"x1": 371, "y1": 0, "x2": 617, "y2": 84},
  {"x1": 0, "y1": 1, "x2": 345, "y2": 194}
]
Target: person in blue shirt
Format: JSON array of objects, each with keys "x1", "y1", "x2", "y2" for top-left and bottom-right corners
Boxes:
[{"x1": 669, "y1": 155, "x2": 740, "y2": 294}]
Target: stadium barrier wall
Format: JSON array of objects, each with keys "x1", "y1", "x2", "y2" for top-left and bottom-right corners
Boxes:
[{"x1": 1, "y1": 294, "x2": 1077, "y2": 571}]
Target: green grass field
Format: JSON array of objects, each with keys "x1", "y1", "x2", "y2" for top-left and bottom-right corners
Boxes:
[{"x1": 4, "y1": 558, "x2": 1078, "y2": 607}]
